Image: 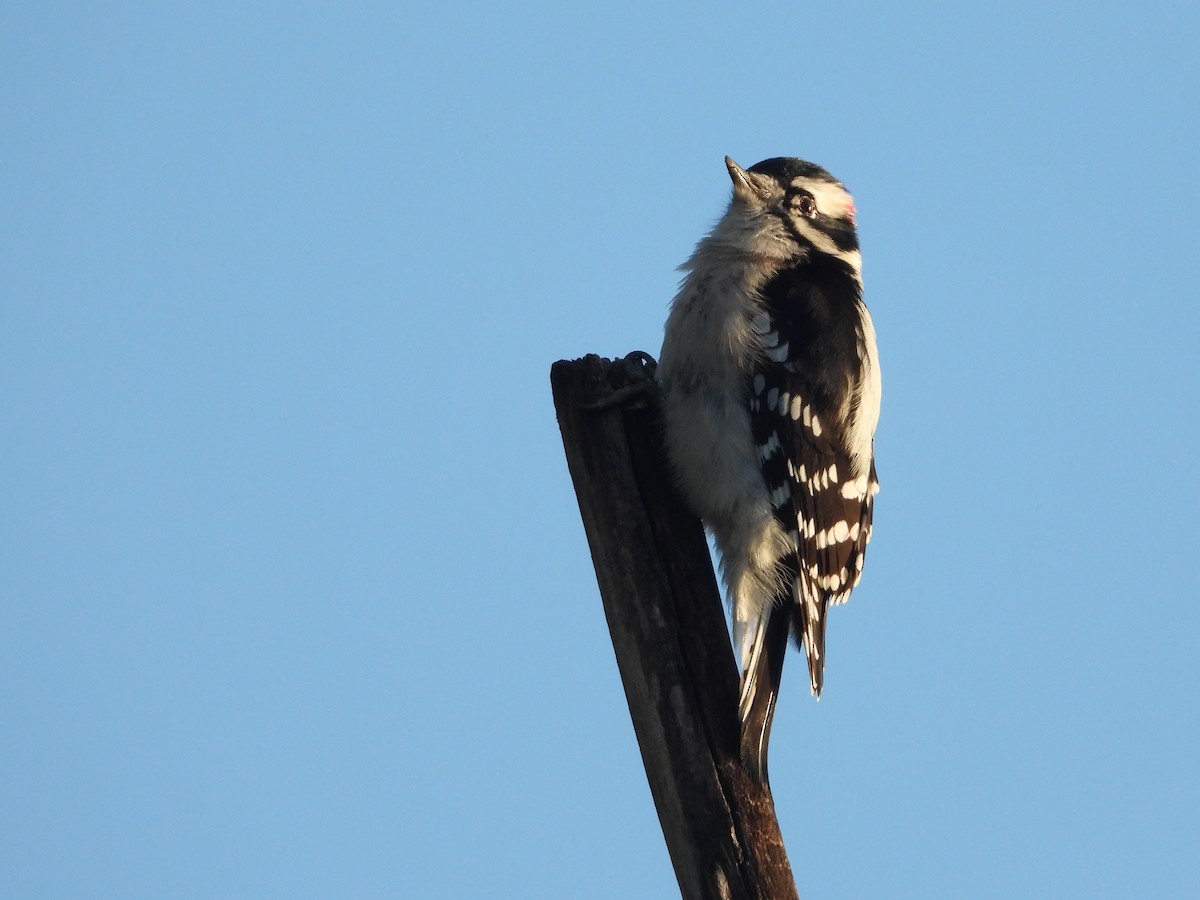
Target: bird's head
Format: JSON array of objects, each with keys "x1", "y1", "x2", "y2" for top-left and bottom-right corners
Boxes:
[{"x1": 716, "y1": 156, "x2": 860, "y2": 271}]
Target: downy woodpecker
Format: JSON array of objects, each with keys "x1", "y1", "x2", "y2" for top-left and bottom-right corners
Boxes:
[{"x1": 658, "y1": 157, "x2": 880, "y2": 785}]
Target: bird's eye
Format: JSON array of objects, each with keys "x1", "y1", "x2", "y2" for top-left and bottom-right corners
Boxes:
[{"x1": 796, "y1": 196, "x2": 817, "y2": 218}]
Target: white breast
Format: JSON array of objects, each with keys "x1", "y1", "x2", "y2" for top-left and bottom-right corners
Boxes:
[{"x1": 846, "y1": 304, "x2": 881, "y2": 476}]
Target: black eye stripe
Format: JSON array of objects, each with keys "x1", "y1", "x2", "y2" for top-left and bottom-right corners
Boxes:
[{"x1": 773, "y1": 203, "x2": 860, "y2": 253}]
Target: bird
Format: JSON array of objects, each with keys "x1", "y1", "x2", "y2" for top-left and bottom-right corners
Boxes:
[{"x1": 657, "y1": 156, "x2": 880, "y2": 785}]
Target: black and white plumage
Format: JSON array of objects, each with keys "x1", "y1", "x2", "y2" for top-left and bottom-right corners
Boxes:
[{"x1": 657, "y1": 156, "x2": 880, "y2": 785}]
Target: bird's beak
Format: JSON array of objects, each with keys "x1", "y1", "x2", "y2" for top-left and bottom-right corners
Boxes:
[{"x1": 726, "y1": 156, "x2": 762, "y2": 204}]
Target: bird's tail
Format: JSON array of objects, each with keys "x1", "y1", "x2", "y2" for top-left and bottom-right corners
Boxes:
[
  {"x1": 737, "y1": 603, "x2": 791, "y2": 785},
  {"x1": 795, "y1": 592, "x2": 829, "y2": 698}
]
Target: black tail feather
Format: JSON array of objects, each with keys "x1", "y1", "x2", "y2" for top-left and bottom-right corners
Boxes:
[
  {"x1": 794, "y1": 597, "x2": 829, "y2": 698},
  {"x1": 738, "y1": 606, "x2": 791, "y2": 786}
]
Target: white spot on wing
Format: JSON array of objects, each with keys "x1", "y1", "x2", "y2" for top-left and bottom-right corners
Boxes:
[{"x1": 841, "y1": 475, "x2": 867, "y2": 499}]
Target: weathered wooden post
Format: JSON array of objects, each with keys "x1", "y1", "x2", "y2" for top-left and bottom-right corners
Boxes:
[{"x1": 551, "y1": 352, "x2": 798, "y2": 900}]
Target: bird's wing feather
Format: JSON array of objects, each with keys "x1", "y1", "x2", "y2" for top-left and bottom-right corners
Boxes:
[{"x1": 749, "y1": 267, "x2": 875, "y2": 695}]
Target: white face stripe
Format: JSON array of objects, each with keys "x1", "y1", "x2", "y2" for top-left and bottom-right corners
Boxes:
[{"x1": 790, "y1": 178, "x2": 856, "y2": 223}]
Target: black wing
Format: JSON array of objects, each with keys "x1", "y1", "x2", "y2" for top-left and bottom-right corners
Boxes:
[{"x1": 749, "y1": 262, "x2": 876, "y2": 696}]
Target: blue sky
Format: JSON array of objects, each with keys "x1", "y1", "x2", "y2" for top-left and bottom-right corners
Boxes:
[{"x1": 3, "y1": 2, "x2": 1198, "y2": 898}]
